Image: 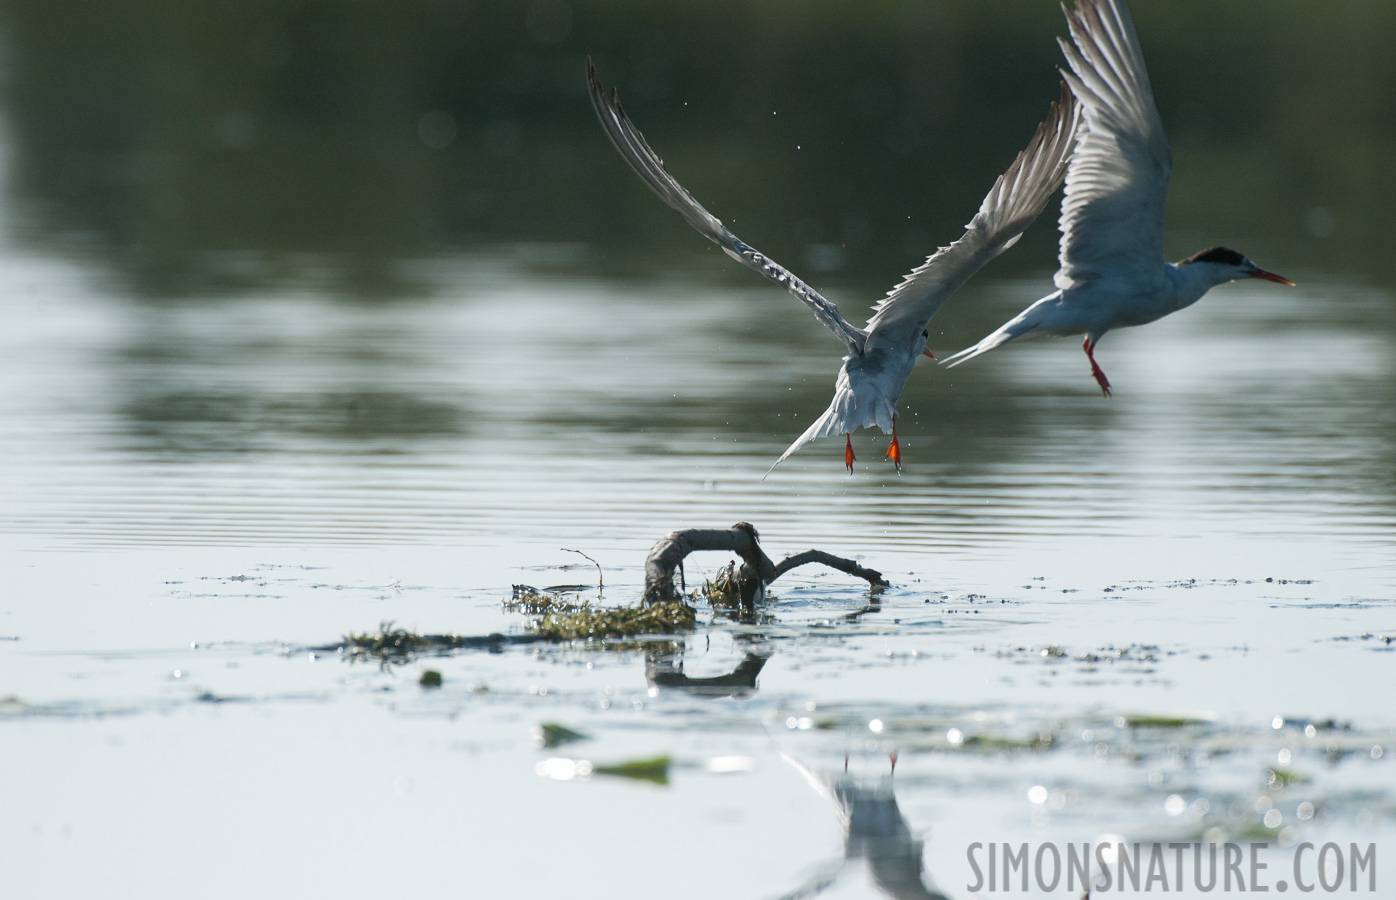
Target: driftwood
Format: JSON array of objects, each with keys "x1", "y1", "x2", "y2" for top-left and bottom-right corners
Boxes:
[{"x1": 643, "y1": 522, "x2": 888, "y2": 605}]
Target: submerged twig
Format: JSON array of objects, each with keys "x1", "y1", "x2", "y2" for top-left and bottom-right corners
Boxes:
[
  {"x1": 643, "y1": 522, "x2": 888, "y2": 605},
  {"x1": 561, "y1": 548, "x2": 603, "y2": 589}
]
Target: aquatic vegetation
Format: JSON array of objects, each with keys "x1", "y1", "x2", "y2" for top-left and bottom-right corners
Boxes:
[
  {"x1": 698, "y1": 562, "x2": 754, "y2": 610},
  {"x1": 1264, "y1": 766, "x2": 1311, "y2": 788},
  {"x1": 592, "y1": 754, "x2": 671, "y2": 785},
  {"x1": 342, "y1": 622, "x2": 431, "y2": 661},
  {"x1": 960, "y1": 732, "x2": 1058, "y2": 753},
  {"x1": 532, "y1": 600, "x2": 696, "y2": 641},
  {"x1": 419, "y1": 669, "x2": 442, "y2": 688},
  {"x1": 508, "y1": 584, "x2": 695, "y2": 640},
  {"x1": 1123, "y1": 715, "x2": 1206, "y2": 728},
  {"x1": 534, "y1": 722, "x2": 590, "y2": 749},
  {"x1": 334, "y1": 621, "x2": 540, "y2": 666},
  {"x1": 506, "y1": 585, "x2": 586, "y2": 615}
]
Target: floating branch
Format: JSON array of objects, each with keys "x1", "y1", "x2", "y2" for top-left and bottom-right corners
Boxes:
[
  {"x1": 326, "y1": 524, "x2": 888, "y2": 663},
  {"x1": 643, "y1": 522, "x2": 888, "y2": 605}
]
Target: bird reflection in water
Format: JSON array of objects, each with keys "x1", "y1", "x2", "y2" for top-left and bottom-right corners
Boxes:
[
  {"x1": 777, "y1": 753, "x2": 950, "y2": 900},
  {"x1": 777, "y1": 754, "x2": 1092, "y2": 899}
]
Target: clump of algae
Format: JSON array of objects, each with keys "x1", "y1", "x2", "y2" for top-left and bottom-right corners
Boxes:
[
  {"x1": 593, "y1": 754, "x2": 671, "y2": 785},
  {"x1": 694, "y1": 562, "x2": 776, "y2": 611},
  {"x1": 509, "y1": 585, "x2": 695, "y2": 641},
  {"x1": 698, "y1": 563, "x2": 743, "y2": 609},
  {"x1": 342, "y1": 622, "x2": 431, "y2": 661}
]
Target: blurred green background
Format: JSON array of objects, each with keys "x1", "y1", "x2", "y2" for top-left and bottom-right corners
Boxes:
[{"x1": 0, "y1": 0, "x2": 1392, "y2": 299}]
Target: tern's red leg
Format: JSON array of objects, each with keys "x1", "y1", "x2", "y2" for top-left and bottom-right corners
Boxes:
[
  {"x1": 885, "y1": 416, "x2": 902, "y2": 473},
  {"x1": 844, "y1": 434, "x2": 855, "y2": 473},
  {"x1": 1083, "y1": 337, "x2": 1111, "y2": 397}
]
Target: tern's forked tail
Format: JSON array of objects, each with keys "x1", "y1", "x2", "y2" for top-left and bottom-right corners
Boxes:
[
  {"x1": 764, "y1": 403, "x2": 846, "y2": 480},
  {"x1": 940, "y1": 313, "x2": 1045, "y2": 369}
]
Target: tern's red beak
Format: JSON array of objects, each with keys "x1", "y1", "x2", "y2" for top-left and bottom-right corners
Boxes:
[
  {"x1": 1249, "y1": 268, "x2": 1295, "y2": 286},
  {"x1": 922, "y1": 348, "x2": 936, "y2": 360}
]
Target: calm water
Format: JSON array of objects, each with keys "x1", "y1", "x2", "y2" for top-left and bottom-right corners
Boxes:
[
  {"x1": 3, "y1": 247, "x2": 1393, "y2": 898},
  {"x1": 3, "y1": 1, "x2": 1396, "y2": 896}
]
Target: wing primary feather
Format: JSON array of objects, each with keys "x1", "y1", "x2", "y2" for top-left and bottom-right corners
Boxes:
[
  {"x1": 1054, "y1": 0, "x2": 1171, "y2": 289},
  {"x1": 586, "y1": 57, "x2": 865, "y2": 352},
  {"x1": 861, "y1": 80, "x2": 1080, "y2": 345}
]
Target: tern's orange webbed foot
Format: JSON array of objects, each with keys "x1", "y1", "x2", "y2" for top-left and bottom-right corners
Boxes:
[
  {"x1": 844, "y1": 434, "x2": 855, "y2": 473},
  {"x1": 1083, "y1": 337, "x2": 1112, "y2": 397},
  {"x1": 885, "y1": 416, "x2": 902, "y2": 473}
]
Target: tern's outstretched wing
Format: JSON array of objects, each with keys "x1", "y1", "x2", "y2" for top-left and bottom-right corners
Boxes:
[
  {"x1": 587, "y1": 58, "x2": 866, "y2": 353},
  {"x1": 1054, "y1": 0, "x2": 1171, "y2": 290},
  {"x1": 862, "y1": 82, "x2": 1079, "y2": 354}
]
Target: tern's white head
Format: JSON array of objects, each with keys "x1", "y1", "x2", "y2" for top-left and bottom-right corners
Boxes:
[{"x1": 1177, "y1": 246, "x2": 1294, "y2": 287}]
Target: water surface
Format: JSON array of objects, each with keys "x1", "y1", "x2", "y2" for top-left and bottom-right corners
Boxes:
[{"x1": 2, "y1": 2, "x2": 1394, "y2": 896}]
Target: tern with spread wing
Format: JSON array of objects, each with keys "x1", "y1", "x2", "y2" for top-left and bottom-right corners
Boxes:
[
  {"x1": 942, "y1": 0, "x2": 1293, "y2": 395},
  {"x1": 587, "y1": 58, "x2": 1078, "y2": 473}
]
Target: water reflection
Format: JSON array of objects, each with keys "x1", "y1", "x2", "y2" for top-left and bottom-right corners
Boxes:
[
  {"x1": 645, "y1": 638, "x2": 770, "y2": 699},
  {"x1": 0, "y1": 259, "x2": 1387, "y2": 573},
  {"x1": 0, "y1": 5, "x2": 1391, "y2": 575},
  {"x1": 780, "y1": 754, "x2": 951, "y2": 900}
]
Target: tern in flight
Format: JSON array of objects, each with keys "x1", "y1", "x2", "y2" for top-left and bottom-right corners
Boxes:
[
  {"x1": 587, "y1": 58, "x2": 1078, "y2": 473},
  {"x1": 942, "y1": 0, "x2": 1293, "y2": 395}
]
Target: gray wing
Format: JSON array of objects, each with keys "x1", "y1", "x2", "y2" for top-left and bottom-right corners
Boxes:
[
  {"x1": 862, "y1": 82, "x2": 1079, "y2": 353},
  {"x1": 1054, "y1": 0, "x2": 1171, "y2": 291},
  {"x1": 587, "y1": 58, "x2": 866, "y2": 353}
]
